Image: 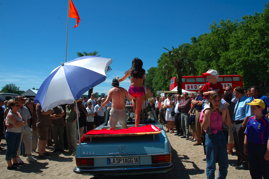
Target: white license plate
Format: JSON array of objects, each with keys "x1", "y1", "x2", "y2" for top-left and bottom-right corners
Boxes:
[{"x1": 108, "y1": 157, "x2": 139, "y2": 165}]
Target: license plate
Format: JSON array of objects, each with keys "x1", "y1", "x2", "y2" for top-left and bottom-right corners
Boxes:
[{"x1": 107, "y1": 157, "x2": 139, "y2": 165}]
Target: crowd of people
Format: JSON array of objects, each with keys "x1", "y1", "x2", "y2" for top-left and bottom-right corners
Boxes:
[
  {"x1": 1, "y1": 58, "x2": 269, "y2": 178},
  {"x1": 0, "y1": 93, "x2": 114, "y2": 170},
  {"x1": 152, "y1": 69, "x2": 269, "y2": 179}
]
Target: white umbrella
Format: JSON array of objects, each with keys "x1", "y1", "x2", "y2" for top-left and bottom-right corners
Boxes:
[
  {"x1": 34, "y1": 56, "x2": 112, "y2": 111},
  {"x1": 34, "y1": 56, "x2": 112, "y2": 144}
]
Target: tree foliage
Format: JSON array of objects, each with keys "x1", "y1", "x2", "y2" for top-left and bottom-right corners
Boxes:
[
  {"x1": 146, "y1": 4, "x2": 269, "y2": 95},
  {"x1": 1, "y1": 83, "x2": 24, "y2": 94}
]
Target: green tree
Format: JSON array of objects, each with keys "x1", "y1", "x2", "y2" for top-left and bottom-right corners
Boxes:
[
  {"x1": 227, "y1": 4, "x2": 269, "y2": 87},
  {"x1": 151, "y1": 53, "x2": 172, "y2": 94},
  {"x1": 144, "y1": 67, "x2": 157, "y2": 95},
  {"x1": 163, "y1": 43, "x2": 197, "y2": 94},
  {"x1": 1, "y1": 83, "x2": 24, "y2": 94}
]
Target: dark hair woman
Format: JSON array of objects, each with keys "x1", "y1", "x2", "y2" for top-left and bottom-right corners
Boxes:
[
  {"x1": 117, "y1": 58, "x2": 145, "y2": 127},
  {"x1": 5, "y1": 99, "x2": 26, "y2": 170}
]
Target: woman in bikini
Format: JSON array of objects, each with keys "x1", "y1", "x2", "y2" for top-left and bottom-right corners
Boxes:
[{"x1": 117, "y1": 58, "x2": 145, "y2": 127}]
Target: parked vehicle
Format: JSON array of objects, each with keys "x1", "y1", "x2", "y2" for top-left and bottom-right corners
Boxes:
[
  {"x1": 74, "y1": 105, "x2": 173, "y2": 176},
  {"x1": 170, "y1": 75, "x2": 243, "y2": 92},
  {"x1": 0, "y1": 93, "x2": 19, "y2": 100}
]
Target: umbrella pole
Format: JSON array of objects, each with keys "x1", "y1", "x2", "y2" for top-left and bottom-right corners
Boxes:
[{"x1": 76, "y1": 101, "x2": 81, "y2": 145}]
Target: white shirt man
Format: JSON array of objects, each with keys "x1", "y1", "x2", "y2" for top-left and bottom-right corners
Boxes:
[{"x1": 87, "y1": 93, "x2": 96, "y2": 110}]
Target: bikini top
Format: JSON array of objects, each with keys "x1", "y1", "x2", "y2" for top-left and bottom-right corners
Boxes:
[{"x1": 128, "y1": 75, "x2": 145, "y2": 79}]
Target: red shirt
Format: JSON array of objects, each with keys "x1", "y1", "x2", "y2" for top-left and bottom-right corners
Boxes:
[{"x1": 201, "y1": 82, "x2": 224, "y2": 99}]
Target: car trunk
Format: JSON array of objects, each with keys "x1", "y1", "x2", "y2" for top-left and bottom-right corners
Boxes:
[{"x1": 79, "y1": 133, "x2": 165, "y2": 156}]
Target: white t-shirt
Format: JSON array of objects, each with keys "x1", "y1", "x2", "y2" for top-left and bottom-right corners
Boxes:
[
  {"x1": 155, "y1": 100, "x2": 159, "y2": 109},
  {"x1": 86, "y1": 107, "x2": 94, "y2": 122},
  {"x1": 174, "y1": 100, "x2": 181, "y2": 113}
]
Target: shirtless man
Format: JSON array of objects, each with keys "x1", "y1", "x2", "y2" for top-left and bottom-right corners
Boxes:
[{"x1": 98, "y1": 79, "x2": 134, "y2": 129}]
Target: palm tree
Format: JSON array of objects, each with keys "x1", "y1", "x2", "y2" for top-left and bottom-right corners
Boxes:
[
  {"x1": 77, "y1": 51, "x2": 112, "y2": 97},
  {"x1": 163, "y1": 44, "x2": 196, "y2": 94}
]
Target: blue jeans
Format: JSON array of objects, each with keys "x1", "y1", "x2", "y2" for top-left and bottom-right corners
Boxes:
[
  {"x1": 247, "y1": 142, "x2": 269, "y2": 179},
  {"x1": 5, "y1": 132, "x2": 21, "y2": 161},
  {"x1": 205, "y1": 131, "x2": 228, "y2": 179}
]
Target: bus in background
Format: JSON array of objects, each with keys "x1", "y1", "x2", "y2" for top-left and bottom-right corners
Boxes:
[{"x1": 170, "y1": 75, "x2": 243, "y2": 92}]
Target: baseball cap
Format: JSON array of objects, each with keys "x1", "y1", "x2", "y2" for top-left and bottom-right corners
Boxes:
[
  {"x1": 202, "y1": 69, "x2": 219, "y2": 79},
  {"x1": 247, "y1": 99, "x2": 265, "y2": 109}
]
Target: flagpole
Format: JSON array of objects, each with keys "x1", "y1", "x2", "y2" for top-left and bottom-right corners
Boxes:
[{"x1": 65, "y1": 0, "x2": 70, "y2": 62}]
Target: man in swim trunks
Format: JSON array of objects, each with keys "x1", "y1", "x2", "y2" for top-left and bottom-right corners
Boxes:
[{"x1": 98, "y1": 79, "x2": 134, "y2": 129}]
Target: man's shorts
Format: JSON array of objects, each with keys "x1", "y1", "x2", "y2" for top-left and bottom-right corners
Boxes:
[
  {"x1": 108, "y1": 108, "x2": 127, "y2": 129},
  {"x1": 203, "y1": 99, "x2": 225, "y2": 112},
  {"x1": 37, "y1": 126, "x2": 50, "y2": 140}
]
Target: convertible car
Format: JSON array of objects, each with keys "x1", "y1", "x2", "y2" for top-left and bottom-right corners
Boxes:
[{"x1": 74, "y1": 105, "x2": 173, "y2": 176}]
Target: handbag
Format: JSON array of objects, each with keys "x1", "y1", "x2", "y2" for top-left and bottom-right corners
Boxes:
[{"x1": 189, "y1": 114, "x2": 195, "y2": 125}]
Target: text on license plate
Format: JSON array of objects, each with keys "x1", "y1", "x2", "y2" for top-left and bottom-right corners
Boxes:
[{"x1": 108, "y1": 157, "x2": 139, "y2": 165}]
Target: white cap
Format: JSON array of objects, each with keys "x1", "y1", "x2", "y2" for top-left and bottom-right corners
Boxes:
[{"x1": 202, "y1": 69, "x2": 219, "y2": 79}]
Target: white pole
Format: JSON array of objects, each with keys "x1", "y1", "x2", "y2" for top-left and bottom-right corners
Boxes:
[
  {"x1": 65, "y1": 0, "x2": 70, "y2": 62},
  {"x1": 75, "y1": 101, "x2": 81, "y2": 145}
]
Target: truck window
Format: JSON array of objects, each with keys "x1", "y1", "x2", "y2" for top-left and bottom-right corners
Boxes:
[
  {"x1": 196, "y1": 78, "x2": 205, "y2": 82},
  {"x1": 224, "y1": 77, "x2": 232, "y2": 82},
  {"x1": 186, "y1": 78, "x2": 195, "y2": 82},
  {"x1": 233, "y1": 77, "x2": 241, "y2": 81}
]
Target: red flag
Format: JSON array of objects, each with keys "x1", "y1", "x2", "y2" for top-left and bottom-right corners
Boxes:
[{"x1": 69, "y1": 0, "x2": 80, "y2": 28}]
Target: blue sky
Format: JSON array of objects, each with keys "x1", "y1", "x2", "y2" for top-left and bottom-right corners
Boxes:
[{"x1": 0, "y1": 0, "x2": 268, "y2": 95}]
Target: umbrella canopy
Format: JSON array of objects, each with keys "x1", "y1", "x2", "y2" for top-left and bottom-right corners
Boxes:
[{"x1": 34, "y1": 56, "x2": 112, "y2": 112}]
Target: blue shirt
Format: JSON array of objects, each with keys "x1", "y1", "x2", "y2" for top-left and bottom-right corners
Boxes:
[
  {"x1": 195, "y1": 94, "x2": 204, "y2": 110},
  {"x1": 94, "y1": 104, "x2": 106, "y2": 117},
  {"x1": 250, "y1": 95, "x2": 269, "y2": 115},
  {"x1": 245, "y1": 116, "x2": 269, "y2": 145},
  {"x1": 234, "y1": 95, "x2": 252, "y2": 121}
]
